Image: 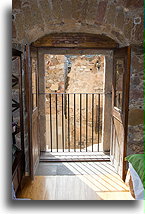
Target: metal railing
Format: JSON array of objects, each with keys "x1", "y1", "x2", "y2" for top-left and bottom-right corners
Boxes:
[{"x1": 45, "y1": 93, "x2": 103, "y2": 152}]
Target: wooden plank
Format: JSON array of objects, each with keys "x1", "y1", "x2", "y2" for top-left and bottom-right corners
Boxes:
[
  {"x1": 32, "y1": 33, "x2": 118, "y2": 49},
  {"x1": 111, "y1": 47, "x2": 131, "y2": 181},
  {"x1": 40, "y1": 159, "x2": 110, "y2": 162},
  {"x1": 25, "y1": 45, "x2": 34, "y2": 179}
]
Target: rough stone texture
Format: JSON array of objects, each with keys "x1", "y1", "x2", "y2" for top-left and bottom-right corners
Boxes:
[
  {"x1": 44, "y1": 55, "x2": 65, "y2": 95},
  {"x1": 105, "y1": 3, "x2": 116, "y2": 26},
  {"x1": 12, "y1": 0, "x2": 144, "y2": 164},
  {"x1": 125, "y1": 0, "x2": 144, "y2": 9},
  {"x1": 44, "y1": 54, "x2": 105, "y2": 150},
  {"x1": 12, "y1": 0, "x2": 143, "y2": 47},
  {"x1": 96, "y1": 1, "x2": 108, "y2": 24},
  {"x1": 128, "y1": 125, "x2": 144, "y2": 154},
  {"x1": 12, "y1": 21, "x2": 16, "y2": 38},
  {"x1": 12, "y1": 0, "x2": 21, "y2": 10},
  {"x1": 127, "y1": 48, "x2": 144, "y2": 155},
  {"x1": 115, "y1": 7, "x2": 124, "y2": 30},
  {"x1": 128, "y1": 109, "x2": 144, "y2": 126},
  {"x1": 67, "y1": 55, "x2": 104, "y2": 93}
]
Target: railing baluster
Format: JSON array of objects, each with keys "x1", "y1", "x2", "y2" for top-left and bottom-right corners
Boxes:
[
  {"x1": 86, "y1": 94, "x2": 88, "y2": 152},
  {"x1": 56, "y1": 94, "x2": 58, "y2": 152},
  {"x1": 62, "y1": 94, "x2": 64, "y2": 152},
  {"x1": 80, "y1": 94, "x2": 82, "y2": 152},
  {"x1": 68, "y1": 94, "x2": 70, "y2": 152},
  {"x1": 92, "y1": 94, "x2": 94, "y2": 152},
  {"x1": 49, "y1": 94, "x2": 52, "y2": 152},
  {"x1": 74, "y1": 94, "x2": 76, "y2": 152},
  {"x1": 97, "y1": 94, "x2": 100, "y2": 152},
  {"x1": 47, "y1": 92, "x2": 103, "y2": 153}
]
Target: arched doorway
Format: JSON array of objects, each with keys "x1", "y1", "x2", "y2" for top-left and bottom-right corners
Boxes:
[{"x1": 25, "y1": 33, "x2": 130, "y2": 181}]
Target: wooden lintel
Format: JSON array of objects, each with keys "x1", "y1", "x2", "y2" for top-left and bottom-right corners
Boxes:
[{"x1": 32, "y1": 33, "x2": 118, "y2": 49}]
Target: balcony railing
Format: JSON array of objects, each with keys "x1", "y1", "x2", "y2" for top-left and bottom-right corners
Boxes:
[{"x1": 45, "y1": 93, "x2": 103, "y2": 152}]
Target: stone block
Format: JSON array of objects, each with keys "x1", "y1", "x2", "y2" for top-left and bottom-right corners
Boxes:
[
  {"x1": 38, "y1": 0, "x2": 54, "y2": 25},
  {"x1": 12, "y1": 0, "x2": 21, "y2": 10},
  {"x1": 62, "y1": 0, "x2": 73, "y2": 22},
  {"x1": 15, "y1": 13, "x2": 25, "y2": 41},
  {"x1": 123, "y1": 20, "x2": 134, "y2": 40},
  {"x1": 134, "y1": 20, "x2": 144, "y2": 41},
  {"x1": 106, "y1": 4, "x2": 116, "y2": 25},
  {"x1": 130, "y1": 89, "x2": 143, "y2": 100},
  {"x1": 115, "y1": 8, "x2": 124, "y2": 30},
  {"x1": 125, "y1": 0, "x2": 144, "y2": 9},
  {"x1": 52, "y1": 0, "x2": 63, "y2": 21},
  {"x1": 12, "y1": 21, "x2": 16, "y2": 38},
  {"x1": 29, "y1": 0, "x2": 44, "y2": 27},
  {"x1": 128, "y1": 109, "x2": 144, "y2": 126},
  {"x1": 96, "y1": 1, "x2": 108, "y2": 24}
]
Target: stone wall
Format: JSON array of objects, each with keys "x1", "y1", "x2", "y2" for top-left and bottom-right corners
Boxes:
[
  {"x1": 128, "y1": 47, "x2": 144, "y2": 154},
  {"x1": 66, "y1": 55, "x2": 104, "y2": 93},
  {"x1": 12, "y1": 0, "x2": 143, "y2": 47},
  {"x1": 45, "y1": 54, "x2": 104, "y2": 151},
  {"x1": 44, "y1": 55, "x2": 65, "y2": 115},
  {"x1": 12, "y1": 0, "x2": 144, "y2": 161}
]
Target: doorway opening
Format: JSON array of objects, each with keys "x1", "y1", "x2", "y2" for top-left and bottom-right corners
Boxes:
[{"x1": 39, "y1": 53, "x2": 111, "y2": 162}]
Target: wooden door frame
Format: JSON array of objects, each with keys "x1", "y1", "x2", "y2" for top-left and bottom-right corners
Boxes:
[
  {"x1": 111, "y1": 46, "x2": 131, "y2": 180},
  {"x1": 37, "y1": 47, "x2": 113, "y2": 153},
  {"x1": 25, "y1": 45, "x2": 33, "y2": 178},
  {"x1": 26, "y1": 44, "x2": 131, "y2": 180}
]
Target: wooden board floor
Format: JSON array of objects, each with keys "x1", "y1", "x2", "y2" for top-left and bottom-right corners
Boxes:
[
  {"x1": 40, "y1": 151, "x2": 110, "y2": 162},
  {"x1": 17, "y1": 162, "x2": 134, "y2": 200}
]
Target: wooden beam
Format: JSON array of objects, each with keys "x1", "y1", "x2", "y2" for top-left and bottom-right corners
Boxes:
[{"x1": 32, "y1": 33, "x2": 118, "y2": 49}]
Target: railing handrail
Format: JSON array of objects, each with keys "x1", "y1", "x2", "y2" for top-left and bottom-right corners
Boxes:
[
  {"x1": 35, "y1": 92, "x2": 105, "y2": 95},
  {"x1": 45, "y1": 92, "x2": 102, "y2": 152}
]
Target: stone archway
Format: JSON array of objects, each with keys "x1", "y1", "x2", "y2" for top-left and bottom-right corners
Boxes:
[
  {"x1": 12, "y1": 0, "x2": 144, "y2": 175},
  {"x1": 12, "y1": 0, "x2": 143, "y2": 47}
]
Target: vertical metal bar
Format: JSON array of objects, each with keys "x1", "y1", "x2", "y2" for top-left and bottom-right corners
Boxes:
[
  {"x1": 64, "y1": 94, "x2": 67, "y2": 119},
  {"x1": 97, "y1": 94, "x2": 100, "y2": 152},
  {"x1": 92, "y1": 94, "x2": 94, "y2": 152},
  {"x1": 118, "y1": 92, "x2": 121, "y2": 107},
  {"x1": 74, "y1": 94, "x2": 76, "y2": 152},
  {"x1": 56, "y1": 94, "x2": 58, "y2": 152},
  {"x1": 86, "y1": 94, "x2": 88, "y2": 152},
  {"x1": 80, "y1": 94, "x2": 82, "y2": 152},
  {"x1": 49, "y1": 94, "x2": 52, "y2": 152},
  {"x1": 68, "y1": 94, "x2": 70, "y2": 152},
  {"x1": 62, "y1": 94, "x2": 64, "y2": 152}
]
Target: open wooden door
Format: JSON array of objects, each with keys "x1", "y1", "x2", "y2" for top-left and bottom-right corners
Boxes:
[
  {"x1": 110, "y1": 47, "x2": 131, "y2": 181},
  {"x1": 25, "y1": 45, "x2": 40, "y2": 179}
]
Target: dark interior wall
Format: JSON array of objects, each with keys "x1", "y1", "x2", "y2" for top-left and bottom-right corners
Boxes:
[{"x1": 12, "y1": 43, "x2": 30, "y2": 173}]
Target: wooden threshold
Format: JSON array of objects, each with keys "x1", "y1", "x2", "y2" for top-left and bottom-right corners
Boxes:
[
  {"x1": 40, "y1": 151, "x2": 110, "y2": 162},
  {"x1": 40, "y1": 159, "x2": 110, "y2": 162}
]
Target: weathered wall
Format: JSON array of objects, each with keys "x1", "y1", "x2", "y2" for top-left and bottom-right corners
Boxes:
[
  {"x1": 12, "y1": 0, "x2": 144, "y2": 161},
  {"x1": 128, "y1": 47, "x2": 144, "y2": 154},
  {"x1": 66, "y1": 55, "x2": 104, "y2": 150},
  {"x1": 44, "y1": 55, "x2": 105, "y2": 151},
  {"x1": 66, "y1": 55, "x2": 104, "y2": 93},
  {"x1": 12, "y1": 0, "x2": 143, "y2": 47}
]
